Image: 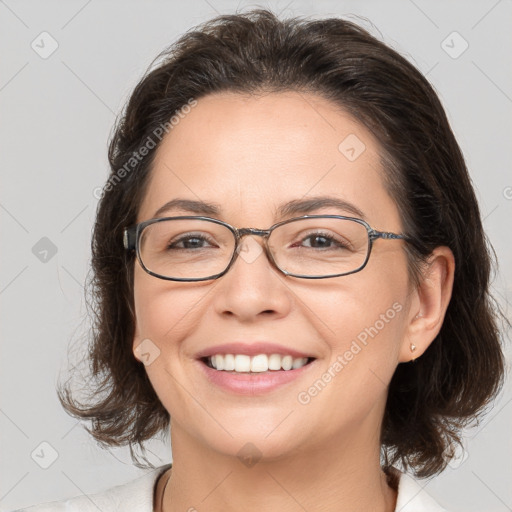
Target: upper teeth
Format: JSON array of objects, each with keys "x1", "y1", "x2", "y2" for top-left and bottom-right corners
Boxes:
[{"x1": 208, "y1": 354, "x2": 310, "y2": 372}]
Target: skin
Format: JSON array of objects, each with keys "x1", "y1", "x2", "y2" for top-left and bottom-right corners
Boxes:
[{"x1": 132, "y1": 91, "x2": 455, "y2": 512}]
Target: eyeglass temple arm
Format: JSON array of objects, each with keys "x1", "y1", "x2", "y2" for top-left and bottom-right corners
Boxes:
[
  {"x1": 369, "y1": 230, "x2": 406, "y2": 241},
  {"x1": 123, "y1": 227, "x2": 137, "y2": 251}
]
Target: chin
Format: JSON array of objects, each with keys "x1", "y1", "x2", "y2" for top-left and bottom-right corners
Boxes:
[{"x1": 192, "y1": 423, "x2": 305, "y2": 464}]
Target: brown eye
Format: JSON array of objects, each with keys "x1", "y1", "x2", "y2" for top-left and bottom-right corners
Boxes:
[{"x1": 168, "y1": 233, "x2": 218, "y2": 250}]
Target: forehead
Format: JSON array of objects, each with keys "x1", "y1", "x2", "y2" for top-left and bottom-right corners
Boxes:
[{"x1": 138, "y1": 91, "x2": 400, "y2": 228}]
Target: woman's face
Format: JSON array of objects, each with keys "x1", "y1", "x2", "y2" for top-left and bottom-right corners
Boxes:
[{"x1": 133, "y1": 91, "x2": 414, "y2": 460}]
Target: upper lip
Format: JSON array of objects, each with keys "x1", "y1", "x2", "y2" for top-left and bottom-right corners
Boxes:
[{"x1": 195, "y1": 342, "x2": 316, "y2": 360}]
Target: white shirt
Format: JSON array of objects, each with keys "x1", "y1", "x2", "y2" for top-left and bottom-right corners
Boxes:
[{"x1": 15, "y1": 464, "x2": 450, "y2": 511}]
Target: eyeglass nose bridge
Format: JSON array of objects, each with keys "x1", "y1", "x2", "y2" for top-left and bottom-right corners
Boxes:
[
  {"x1": 235, "y1": 227, "x2": 271, "y2": 238},
  {"x1": 227, "y1": 226, "x2": 281, "y2": 272},
  {"x1": 233, "y1": 227, "x2": 272, "y2": 255}
]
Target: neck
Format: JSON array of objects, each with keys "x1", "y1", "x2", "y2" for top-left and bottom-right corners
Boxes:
[{"x1": 161, "y1": 422, "x2": 398, "y2": 512}]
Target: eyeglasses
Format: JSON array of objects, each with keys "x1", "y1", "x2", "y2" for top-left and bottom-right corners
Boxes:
[{"x1": 123, "y1": 215, "x2": 408, "y2": 281}]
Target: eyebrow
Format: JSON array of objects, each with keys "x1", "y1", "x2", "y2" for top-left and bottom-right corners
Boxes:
[
  {"x1": 276, "y1": 197, "x2": 366, "y2": 221},
  {"x1": 152, "y1": 199, "x2": 221, "y2": 218},
  {"x1": 151, "y1": 196, "x2": 366, "y2": 221}
]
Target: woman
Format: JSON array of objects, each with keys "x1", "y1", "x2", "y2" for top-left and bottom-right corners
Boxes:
[{"x1": 18, "y1": 9, "x2": 506, "y2": 512}]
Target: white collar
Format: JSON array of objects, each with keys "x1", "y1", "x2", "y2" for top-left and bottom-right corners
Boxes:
[
  {"x1": 394, "y1": 470, "x2": 449, "y2": 511},
  {"x1": 29, "y1": 463, "x2": 449, "y2": 511}
]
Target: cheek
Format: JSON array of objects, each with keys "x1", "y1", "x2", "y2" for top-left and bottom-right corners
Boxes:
[
  {"x1": 132, "y1": 270, "x2": 204, "y2": 408},
  {"x1": 297, "y1": 266, "x2": 408, "y2": 371},
  {"x1": 133, "y1": 266, "x2": 204, "y2": 344},
  {"x1": 293, "y1": 280, "x2": 407, "y2": 433}
]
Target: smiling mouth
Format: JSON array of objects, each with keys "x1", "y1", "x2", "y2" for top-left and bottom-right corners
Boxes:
[{"x1": 200, "y1": 354, "x2": 316, "y2": 373}]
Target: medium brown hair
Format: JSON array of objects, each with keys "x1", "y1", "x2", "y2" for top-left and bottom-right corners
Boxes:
[{"x1": 58, "y1": 9, "x2": 507, "y2": 478}]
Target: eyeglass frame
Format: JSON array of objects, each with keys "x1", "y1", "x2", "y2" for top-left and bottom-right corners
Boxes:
[{"x1": 123, "y1": 214, "x2": 409, "y2": 281}]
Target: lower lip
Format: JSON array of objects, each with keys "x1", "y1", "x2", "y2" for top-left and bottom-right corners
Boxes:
[{"x1": 195, "y1": 359, "x2": 317, "y2": 395}]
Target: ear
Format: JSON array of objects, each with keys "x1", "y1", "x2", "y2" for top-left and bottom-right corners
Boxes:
[
  {"x1": 132, "y1": 320, "x2": 143, "y2": 363},
  {"x1": 398, "y1": 246, "x2": 455, "y2": 363}
]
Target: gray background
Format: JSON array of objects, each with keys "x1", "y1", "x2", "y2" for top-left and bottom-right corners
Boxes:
[{"x1": 1, "y1": 1, "x2": 511, "y2": 511}]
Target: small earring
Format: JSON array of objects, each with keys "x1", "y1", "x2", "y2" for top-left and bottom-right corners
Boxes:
[{"x1": 410, "y1": 343, "x2": 417, "y2": 362}]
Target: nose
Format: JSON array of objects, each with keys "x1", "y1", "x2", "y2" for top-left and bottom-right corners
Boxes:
[{"x1": 212, "y1": 235, "x2": 292, "y2": 322}]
